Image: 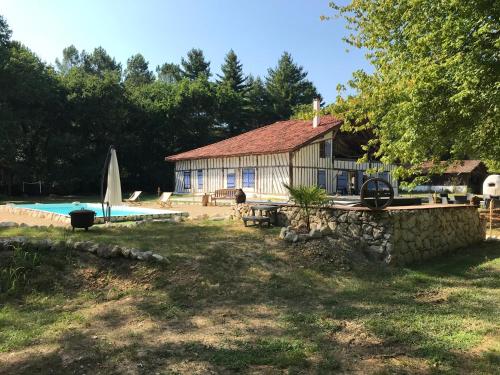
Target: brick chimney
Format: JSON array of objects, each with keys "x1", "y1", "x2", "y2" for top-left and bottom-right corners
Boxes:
[{"x1": 312, "y1": 98, "x2": 320, "y2": 128}]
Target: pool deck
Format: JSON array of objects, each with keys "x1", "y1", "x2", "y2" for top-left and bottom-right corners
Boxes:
[
  {"x1": 0, "y1": 203, "x2": 233, "y2": 227},
  {"x1": 0, "y1": 210, "x2": 68, "y2": 227}
]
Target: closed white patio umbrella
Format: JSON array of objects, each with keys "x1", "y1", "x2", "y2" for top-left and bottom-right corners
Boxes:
[{"x1": 101, "y1": 146, "x2": 122, "y2": 222}]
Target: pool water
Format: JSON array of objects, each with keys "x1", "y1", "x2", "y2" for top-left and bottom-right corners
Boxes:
[{"x1": 14, "y1": 203, "x2": 176, "y2": 218}]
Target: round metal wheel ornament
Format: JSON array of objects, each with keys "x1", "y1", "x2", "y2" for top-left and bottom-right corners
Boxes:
[{"x1": 360, "y1": 177, "x2": 394, "y2": 210}]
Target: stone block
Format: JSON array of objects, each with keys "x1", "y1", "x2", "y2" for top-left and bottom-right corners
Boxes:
[
  {"x1": 348, "y1": 224, "x2": 362, "y2": 237},
  {"x1": 284, "y1": 231, "x2": 299, "y2": 243},
  {"x1": 309, "y1": 228, "x2": 322, "y2": 239},
  {"x1": 319, "y1": 225, "x2": 332, "y2": 236}
]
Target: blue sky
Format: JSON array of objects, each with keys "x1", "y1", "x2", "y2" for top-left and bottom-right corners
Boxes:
[{"x1": 1, "y1": 0, "x2": 370, "y2": 102}]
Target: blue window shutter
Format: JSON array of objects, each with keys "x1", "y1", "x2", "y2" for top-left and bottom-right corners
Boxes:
[
  {"x1": 317, "y1": 170, "x2": 326, "y2": 189},
  {"x1": 197, "y1": 170, "x2": 203, "y2": 190},
  {"x1": 337, "y1": 171, "x2": 347, "y2": 194},
  {"x1": 242, "y1": 168, "x2": 255, "y2": 188},
  {"x1": 183, "y1": 171, "x2": 191, "y2": 189},
  {"x1": 227, "y1": 171, "x2": 236, "y2": 188}
]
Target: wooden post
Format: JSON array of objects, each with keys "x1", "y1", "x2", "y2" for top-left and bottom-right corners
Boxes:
[{"x1": 489, "y1": 199, "x2": 494, "y2": 237}]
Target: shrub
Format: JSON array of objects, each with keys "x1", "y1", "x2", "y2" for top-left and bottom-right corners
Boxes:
[
  {"x1": 284, "y1": 184, "x2": 328, "y2": 230},
  {"x1": 0, "y1": 246, "x2": 40, "y2": 295}
]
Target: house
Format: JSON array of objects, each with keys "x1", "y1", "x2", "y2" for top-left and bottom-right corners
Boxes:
[
  {"x1": 414, "y1": 160, "x2": 488, "y2": 194},
  {"x1": 166, "y1": 102, "x2": 398, "y2": 198}
]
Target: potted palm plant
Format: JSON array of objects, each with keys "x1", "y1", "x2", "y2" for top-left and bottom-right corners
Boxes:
[{"x1": 284, "y1": 184, "x2": 328, "y2": 231}]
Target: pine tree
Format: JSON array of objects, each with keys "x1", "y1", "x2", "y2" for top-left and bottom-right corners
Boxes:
[
  {"x1": 181, "y1": 48, "x2": 211, "y2": 80},
  {"x1": 81, "y1": 47, "x2": 122, "y2": 76},
  {"x1": 217, "y1": 49, "x2": 247, "y2": 92},
  {"x1": 0, "y1": 15, "x2": 11, "y2": 46},
  {"x1": 156, "y1": 62, "x2": 182, "y2": 83},
  {"x1": 215, "y1": 50, "x2": 249, "y2": 136},
  {"x1": 246, "y1": 75, "x2": 274, "y2": 128},
  {"x1": 265, "y1": 52, "x2": 319, "y2": 120},
  {"x1": 55, "y1": 45, "x2": 81, "y2": 74},
  {"x1": 124, "y1": 53, "x2": 154, "y2": 86}
]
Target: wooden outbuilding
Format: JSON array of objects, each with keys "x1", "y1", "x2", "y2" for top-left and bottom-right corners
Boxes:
[{"x1": 416, "y1": 160, "x2": 488, "y2": 194}]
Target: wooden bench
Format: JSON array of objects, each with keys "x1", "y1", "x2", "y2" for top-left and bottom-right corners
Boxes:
[
  {"x1": 242, "y1": 216, "x2": 271, "y2": 227},
  {"x1": 211, "y1": 188, "x2": 238, "y2": 205},
  {"x1": 242, "y1": 205, "x2": 278, "y2": 228}
]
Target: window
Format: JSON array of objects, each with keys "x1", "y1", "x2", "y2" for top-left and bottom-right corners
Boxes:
[
  {"x1": 227, "y1": 169, "x2": 236, "y2": 188},
  {"x1": 317, "y1": 170, "x2": 326, "y2": 189},
  {"x1": 183, "y1": 171, "x2": 191, "y2": 190},
  {"x1": 319, "y1": 140, "x2": 332, "y2": 158},
  {"x1": 242, "y1": 168, "x2": 255, "y2": 188},
  {"x1": 336, "y1": 171, "x2": 348, "y2": 195},
  {"x1": 379, "y1": 171, "x2": 390, "y2": 183},
  {"x1": 197, "y1": 170, "x2": 203, "y2": 191}
]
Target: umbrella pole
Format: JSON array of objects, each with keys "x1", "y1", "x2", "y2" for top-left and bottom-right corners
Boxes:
[{"x1": 100, "y1": 146, "x2": 113, "y2": 223}]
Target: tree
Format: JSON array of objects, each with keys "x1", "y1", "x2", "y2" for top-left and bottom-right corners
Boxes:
[
  {"x1": 81, "y1": 46, "x2": 121, "y2": 76},
  {"x1": 0, "y1": 15, "x2": 11, "y2": 46},
  {"x1": 181, "y1": 48, "x2": 211, "y2": 80},
  {"x1": 329, "y1": 0, "x2": 500, "y2": 179},
  {"x1": 215, "y1": 83, "x2": 247, "y2": 136},
  {"x1": 55, "y1": 45, "x2": 81, "y2": 74},
  {"x1": 124, "y1": 53, "x2": 154, "y2": 86},
  {"x1": 284, "y1": 184, "x2": 327, "y2": 230},
  {"x1": 59, "y1": 66, "x2": 128, "y2": 193},
  {"x1": 156, "y1": 62, "x2": 182, "y2": 83},
  {"x1": 266, "y1": 52, "x2": 320, "y2": 120},
  {"x1": 0, "y1": 15, "x2": 11, "y2": 71},
  {"x1": 215, "y1": 50, "x2": 249, "y2": 136},
  {"x1": 0, "y1": 41, "x2": 66, "y2": 194},
  {"x1": 245, "y1": 75, "x2": 274, "y2": 129},
  {"x1": 217, "y1": 49, "x2": 247, "y2": 92}
]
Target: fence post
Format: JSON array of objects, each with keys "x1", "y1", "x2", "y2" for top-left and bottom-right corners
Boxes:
[{"x1": 489, "y1": 199, "x2": 494, "y2": 237}]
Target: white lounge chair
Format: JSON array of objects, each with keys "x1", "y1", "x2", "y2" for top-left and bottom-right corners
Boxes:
[
  {"x1": 124, "y1": 191, "x2": 142, "y2": 204},
  {"x1": 159, "y1": 192, "x2": 173, "y2": 207}
]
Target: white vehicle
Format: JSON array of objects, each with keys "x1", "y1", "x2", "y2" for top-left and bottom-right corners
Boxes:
[{"x1": 483, "y1": 175, "x2": 500, "y2": 198}]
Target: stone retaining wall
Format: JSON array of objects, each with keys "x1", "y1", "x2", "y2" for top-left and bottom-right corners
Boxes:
[
  {"x1": 234, "y1": 204, "x2": 485, "y2": 265},
  {"x1": 0, "y1": 236, "x2": 166, "y2": 262}
]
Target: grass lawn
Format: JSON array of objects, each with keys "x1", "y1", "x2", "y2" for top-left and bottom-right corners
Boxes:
[{"x1": 0, "y1": 221, "x2": 499, "y2": 374}]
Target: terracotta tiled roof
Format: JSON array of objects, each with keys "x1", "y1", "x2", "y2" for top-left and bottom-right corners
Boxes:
[
  {"x1": 166, "y1": 116, "x2": 342, "y2": 161},
  {"x1": 421, "y1": 160, "x2": 483, "y2": 174}
]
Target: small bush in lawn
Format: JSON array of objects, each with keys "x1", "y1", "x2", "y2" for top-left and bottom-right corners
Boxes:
[{"x1": 0, "y1": 246, "x2": 40, "y2": 295}]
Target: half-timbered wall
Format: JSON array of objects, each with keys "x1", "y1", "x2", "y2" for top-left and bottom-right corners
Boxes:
[
  {"x1": 174, "y1": 153, "x2": 289, "y2": 196},
  {"x1": 173, "y1": 132, "x2": 398, "y2": 196}
]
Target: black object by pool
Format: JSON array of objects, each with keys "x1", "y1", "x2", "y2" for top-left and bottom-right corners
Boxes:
[{"x1": 69, "y1": 210, "x2": 96, "y2": 231}]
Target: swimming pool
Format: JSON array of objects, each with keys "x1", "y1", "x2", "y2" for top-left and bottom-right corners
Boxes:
[{"x1": 6, "y1": 203, "x2": 186, "y2": 223}]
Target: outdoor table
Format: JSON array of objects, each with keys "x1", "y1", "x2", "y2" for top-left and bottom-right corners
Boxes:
[{"x1": 242, "y1": 205, "x2": 279, "y2": 227}]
